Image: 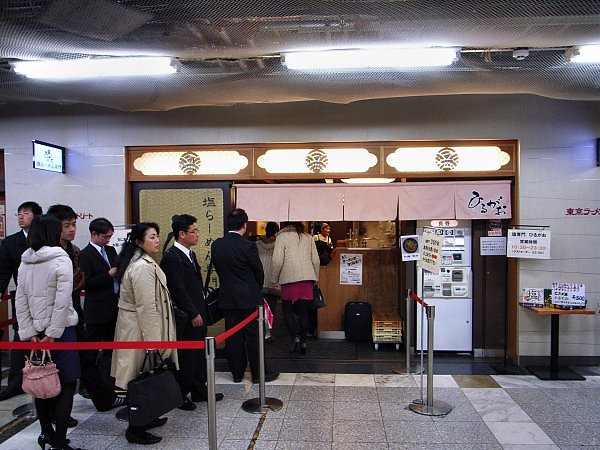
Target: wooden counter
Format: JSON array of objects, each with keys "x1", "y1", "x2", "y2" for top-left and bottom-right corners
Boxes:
[{"x1": 318, "y1": 248, "x2": 399, "y2": 333}]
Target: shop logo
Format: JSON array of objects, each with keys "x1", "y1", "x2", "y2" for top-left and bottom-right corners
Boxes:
[
  {"x1": 179, "y1": 151, "x2": 201, "y2": 175},
  {"x1": 305, "y1": 149, "x2": 329, "y2": 173},
  {"x1": 435, "y1": 147, "x2": 459, "y2": 171}
]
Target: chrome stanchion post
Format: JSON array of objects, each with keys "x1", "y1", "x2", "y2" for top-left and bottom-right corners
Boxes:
[
  {"x1": 409, "y1": 305, "x2": 452, "y2": 416},
  {"x1": 205, "y1": 337, "x2": 218, "y2": 450},
  {"x1": 242, "y1": 306, "x2": 283, "y2": 414},
  {"x1": 392, "y1": 289, "x2": 422, "y2": 374}
]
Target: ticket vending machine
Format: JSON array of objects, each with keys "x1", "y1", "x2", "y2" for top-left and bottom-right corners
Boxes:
[{"x1": 416, "y1": 220, "x2": 473, "y2": 351}]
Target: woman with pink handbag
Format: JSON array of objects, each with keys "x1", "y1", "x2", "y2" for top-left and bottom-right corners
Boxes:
[{"x1": 16, "y1": 214, "x2": 81, "y2": 450}]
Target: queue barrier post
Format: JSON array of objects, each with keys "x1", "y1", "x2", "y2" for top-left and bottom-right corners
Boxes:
[
  {"x1": 391, "y1": 289, "x2": 423, "y2": 375},
  {"x1": 242, "y1": 305, "x2": 283, "y2": 414},
  {"x1": 205, "y1": 336, "x2": 218, "y2": 450},
  {"x1": 409, "y1": 304, "x2": 453, "y2": 416}
]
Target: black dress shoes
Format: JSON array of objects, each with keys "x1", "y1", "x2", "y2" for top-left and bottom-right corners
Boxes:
[
  {"x1": 191, "y1": 393, "x2": 225, "y2": 402},
  {"x1": 178, "y1": 398, "x2": 197, "y2": 411},
  {"x1": 125, "y1": 429, "x2": 162, "y2": 445},
  {"x1": 232, "y1": 376, "x2": 243, "y2": 383},
  {"x1": 252, "y1": 372, "x2": 280, "y2": 384}
]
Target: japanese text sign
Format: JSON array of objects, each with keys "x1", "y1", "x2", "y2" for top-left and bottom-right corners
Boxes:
[
  {"x1": 340, "y1": 253, "x2": 363, "y2": 285},
  {"x1": 507, "y1": 229, "x2": 551, "y2": 259},
  {"x1": 552, "y1": 283, "x2": 586, "y2": 308},
  {"x1": 420, "y1": 228, "x2": 443, "y2": 274}
]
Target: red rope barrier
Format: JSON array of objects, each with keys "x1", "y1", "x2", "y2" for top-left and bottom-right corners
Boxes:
[
  {"x1": 215, "y1": 310, "x2": 258, "y2": 344},
  {"x1": 0, "y1": 310, "x2": 260, "y2": 351},
  {"x1": 409, "y1": 290, "x2": 429, "y2": 308}
]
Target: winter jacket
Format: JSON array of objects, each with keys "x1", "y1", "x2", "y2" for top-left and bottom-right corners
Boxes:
[
  {"x1": 271, "y1": 227, "x2": 320, "y2": 286},
  {"x1": 111, "y1": 250, "x2": 178, "y2": 389},
  {"x1": 16, "y1": 246, "x2": 77, "y2": 340},
  {"x1": 256, "y1": 237, "x2": 280, "y2": 295}
]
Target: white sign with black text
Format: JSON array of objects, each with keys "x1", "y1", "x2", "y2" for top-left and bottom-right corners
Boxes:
[
  {"x1": 507, "y1": 229, "x2": 551, "y2": 259},
  {"x1": 340, "y1": 253, "x2": 363, "y2": 285},
  {"x1": 419, "y1": 228, "x2": 443, "y2": 275},
  {"x1": 480, "y1": 237, "x2": 507, "y2": 256}
]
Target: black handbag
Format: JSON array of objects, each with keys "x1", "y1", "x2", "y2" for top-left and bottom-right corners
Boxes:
[
  {"x1": 313, "y1": 284, "x2": 326, "y2": 309},
  {"x1": 204, "y1": 259, "x2": 223, "y2": 326},
  {"x1": 127, "y1": 351, "x2": 183, "y2": 427}
]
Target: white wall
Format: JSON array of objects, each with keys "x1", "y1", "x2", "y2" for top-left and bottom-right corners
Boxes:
[{"x1": 1, "y1": 95, "x2": 599, "y2": 358}]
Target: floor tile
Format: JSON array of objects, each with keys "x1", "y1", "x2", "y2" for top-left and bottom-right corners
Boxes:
[
  {"x1": 374, "y1": 374, "x2": 417, "y2": 387},
  {"x1": 276, "y1": 441, "x2": 332, "y2": 449},
  {"x1": 537, "y1": 421, "x2": 600, "y2": 446},
  {"x1": 334, "y1": 401, "x2": 382, "y2": 420},
  {"x1": 434, "y1": 420, "x2": 499, "y2": 444},
  {"x1": 491, "y1": 374, "x2": 538, "y2": 388},
  {"x1": 380, "y1": 402, "x2": 434, "y2": 422},
  {"x1": 264, "y1": 372, "x2": 297, "y2": 385},
  {"x1": 278, "y1": 419, "x2": 333, "y2": 442},
  {"x1": 332, "y1": 419, "x2": 386, "y2": 442},
  {"x1": 334, "y1": 373, "x2": 375, "y2": 386},
  {"x1": 285, "y1": 401, "x2": 333, "y2": 420},
  {"x1": 295, "y1": 373, "x2": 336, "y2": 386},
  {"x1": 219, "y1": 439, "x2": 277, "y2": 450},
  {"x1": 471, "y1": 400, "x2": 533, "y2": 423},
  {"x1": 290, "y1": 385, "x2": 334, "y2": 402},
  {"x1": 486, "y1": 421, "x2": 555, "y2": 445},
  {"x1": 412, "y1": 375, "x2": 459, "y2": 388},
  {"x1": 226, "y1": 417, "x2": 282, "y2": 441},
  {"x1": 384, "y1": 420, "x2": 444, "y2": 444},
  {"x1": 334, "y1": 386, "x2": 379, "y2": 402},
  {"x1": 453, "y1": 375, "x2": 500, "y2": 388}
]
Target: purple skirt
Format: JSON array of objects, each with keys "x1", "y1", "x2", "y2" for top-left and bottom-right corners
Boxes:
[{"x1": 281, "y1": 280, "x2": 314, "y2": 302}]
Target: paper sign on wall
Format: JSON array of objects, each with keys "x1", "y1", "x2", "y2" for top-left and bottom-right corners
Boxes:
[
  {"x1": 401, "y1": 235, "x2": 420, "y2": 261},
  {"x1": 111, "y1": 229, "x2": 131, "y2": 256},
  {"x1": 507, "y1": 229, "x2": 551, "y2": 259},
  {"x1": 551, "y1": 283, "x2": 586, "y2": 308},
  {"x1": 480, "y1": 237, "x2": 506, "y2": 256},
  {"x1": 340, "y1": 253, "x2": 363, "y2": 285},
  {"x1": 420, "y1": 228, "x2": 443, "y2": 275}
]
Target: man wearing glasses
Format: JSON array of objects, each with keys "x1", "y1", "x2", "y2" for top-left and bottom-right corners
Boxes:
[
  {"x1": 160, "y1": 214, "x2": 224, "y2": 409},
  {"x1": 0, "y1": 201, "x2": 42, "y2": 400}
]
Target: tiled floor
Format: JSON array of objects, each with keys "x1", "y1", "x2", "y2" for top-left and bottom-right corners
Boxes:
[{"x1": 1, "y1": 372, "x2": 600, "y2": 449}]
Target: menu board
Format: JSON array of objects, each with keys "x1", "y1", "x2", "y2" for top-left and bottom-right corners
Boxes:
[
  {"x1": 340, "y1": 253, "x2": 363, "y2": 285},
  {"x1": 520, "y1": 288, "x2": 544, "y2": 307},
  {"x1": 552, "y1": 283, "x2": 586, "y2": 308}
]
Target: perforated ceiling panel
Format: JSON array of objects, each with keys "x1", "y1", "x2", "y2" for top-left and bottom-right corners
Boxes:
[{"x1": 0, "y1": 0, "x2": 599, "y2": 111}]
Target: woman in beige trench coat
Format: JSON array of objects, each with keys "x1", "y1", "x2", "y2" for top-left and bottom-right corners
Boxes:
[{"x1": 111, "y1": 222, "x2": 178, "y2": 445}]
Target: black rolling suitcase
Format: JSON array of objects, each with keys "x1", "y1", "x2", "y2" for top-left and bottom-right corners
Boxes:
[{"x1": 344, "y1": 302, "x2": 372, "y2": 341}]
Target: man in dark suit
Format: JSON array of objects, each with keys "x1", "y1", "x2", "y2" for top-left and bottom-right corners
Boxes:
[
  {"x1": 160, "y1": 214, "x2": 224, "y2": 410},
  {"x1": 0, "y1": 201, "x2": 42, "y2": 401},
  {"x1": 77, "y1": 218, "x2": 125, "y2": 411},
  {"x1": 211, "y1": 208, "x2": 279, "y2": 383}
]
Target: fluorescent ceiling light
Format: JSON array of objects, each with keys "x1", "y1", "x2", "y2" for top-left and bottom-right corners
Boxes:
[
  {"x1": 570, "y1": 45, "x2": 600, "y2": 63},
  {"x1": 341, "y1": 178, "x2": 396, "y2": 184},
  {"x1": 133, "y1": 151, "x2": 248, "y2": 175},
  {"x1": 282, "y1": 47, "x2": 459, "y2": 70},
  {"x1": 12, "y1": 56, "x2": 180, "y2": 79}
]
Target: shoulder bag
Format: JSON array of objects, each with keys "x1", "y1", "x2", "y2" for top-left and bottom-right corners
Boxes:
[
  {"x1": 313, "y1": 283, "x2": 326, "y2": 309},
  {"x1": 127, "y1": 351, "x2": 183, "y2": 427},
  {"x1": 204, "y1": 258, "x2": 223, "y2": 326},
  {"x1": 22, "y1": 350, "x2": 62, "y2": 399}
]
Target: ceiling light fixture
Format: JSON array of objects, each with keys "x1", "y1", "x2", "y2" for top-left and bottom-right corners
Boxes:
[
  {"x1": 257, "y1": 148, "x2": 377, "y2": 173},
  {"x1": 12, "y1": 56, "x2": 180, "y2": 79},
  {"x1": 569, "y1": 45, "x2": 600, "y2": 63},
  {"x1": 281, "y1": 47, "x2": 459, "y2": 70},
  {"x1": 387, "y1": 146, "x2": 510, "y2": 172}
]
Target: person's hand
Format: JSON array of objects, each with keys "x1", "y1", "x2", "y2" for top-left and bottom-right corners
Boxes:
[
  {"x1": 191, "y1": 314, "x2": 203, "y2": 327},
  {"x1": 30, "y1": 336, "x2": 40, "y2": 343},
  {"x1": 108, "y1": 267, "x2": 118, "y2": 278}
]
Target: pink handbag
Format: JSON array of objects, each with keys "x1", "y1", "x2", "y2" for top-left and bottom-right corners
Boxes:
[{"x1": 22, "y1": 350, "x2": 62, "y2": 399}]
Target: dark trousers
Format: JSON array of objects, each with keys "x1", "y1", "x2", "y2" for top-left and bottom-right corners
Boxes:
[
  {"x1": 36, "y1": 381, "x2": 76, "y2": 446},
  {"x1": 80, "y1": 321, "x2": 117, "y2": 411},
  {"x1": 282, "y1": 300, "x2": 312, "y2": 342},
  {"x1": 223, "y1": 309, "x2": 260, "y2": 379},
  {"x1": 177, "y1": 323, "x2": 207, "y2": 399}
]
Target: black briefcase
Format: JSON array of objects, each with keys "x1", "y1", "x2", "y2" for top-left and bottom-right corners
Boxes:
[
  {"x1": 205, "y1": 287, "x2": 223, "y2": 326},
  {"x1": 127, "y1": 351, "x2": 183, "y2": 427}
]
